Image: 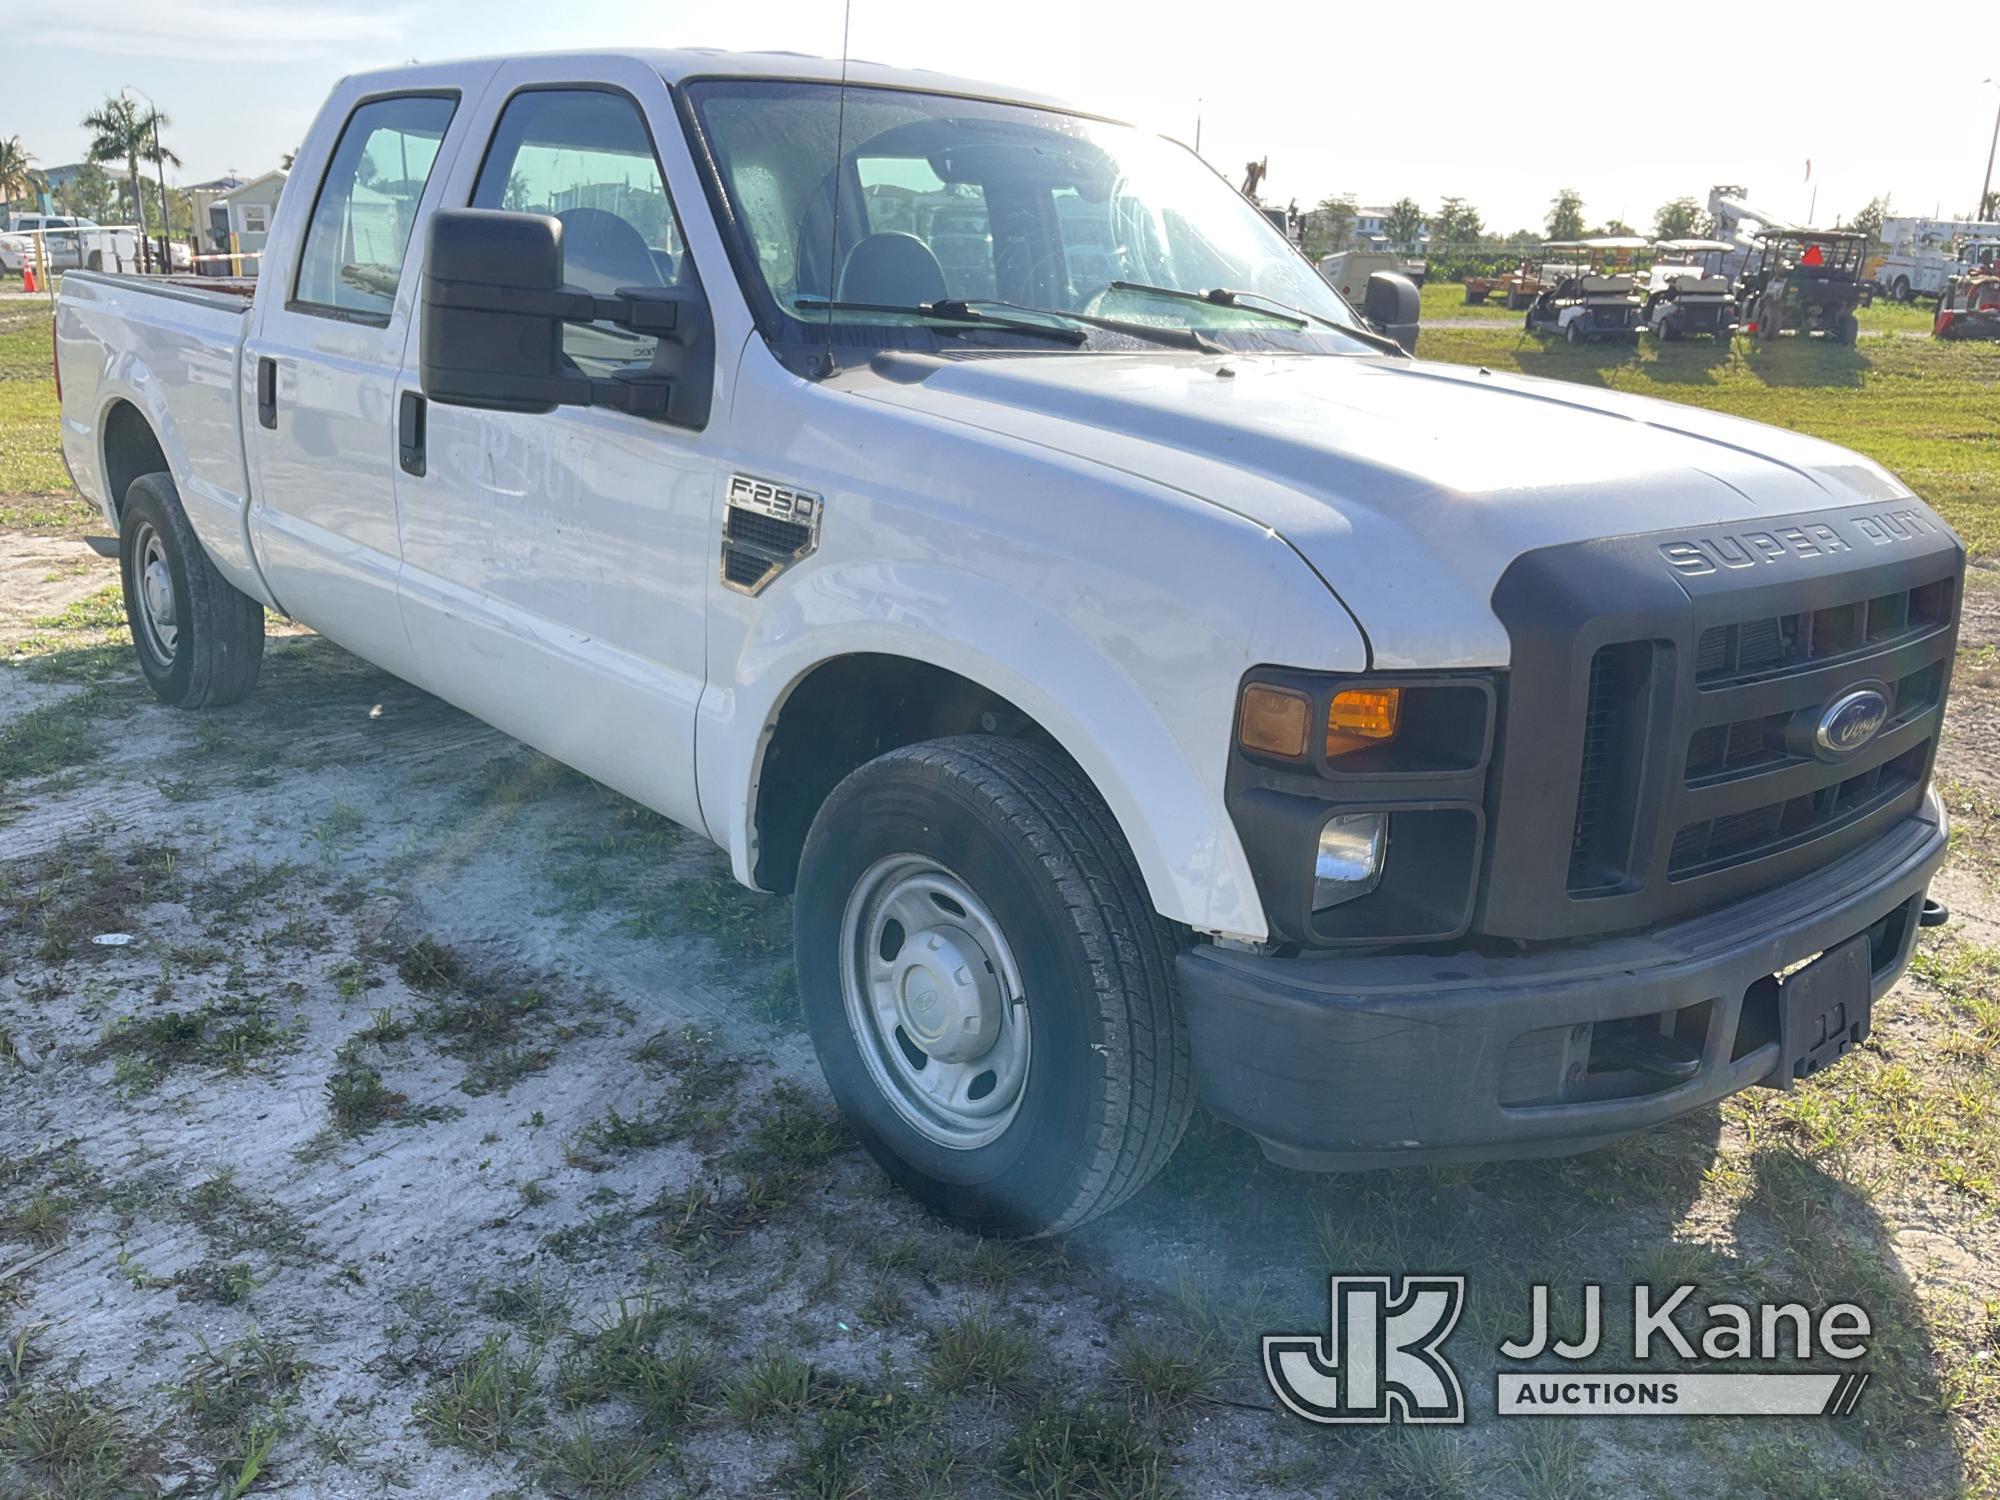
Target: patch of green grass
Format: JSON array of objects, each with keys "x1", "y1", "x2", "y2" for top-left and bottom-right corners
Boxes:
[
  {"x1": 479, "y1": 1273, "x2": 571, "y2": 1344},
  {"x1": 1418, "y1": 330, "x2": 2000, "y2": 555},
  {"x1": 997, "y1": 1397, "x2": 1169, "y2": 1500},
  {"x1": 179, "y1": 1170, "x2": 308, "y2": 1261},
  {"x1": 0, "y1": 681, "x2": 134, "y2": 788},
  {"x1": 1380, "y1": 1427, "x2": 1480, "y2": 1500},
  {"x1": 172, "y1": 1259, "x2": 258, "y2": 1307},
  {"x1": 1504, "y1": 1421, "x2": 1592, "y2": 1500},
  {"x1": 925, "y1": 1313, "x2": 1038, "y2": 1400},
  {"x1": 539, "y1": 1418, "x2": 669, "y2": 1497},
  {"x1": 0, "y1": 1383, "x2": 146, "y2": 1500},
  {"x1": 177, "y1": 1329, "x2": 308, "y2": 1436},
  {"x1": 723, "y1": 1346, "x2": 821, "y2": 1425},
  {"x1": 0, "y1": 1186, "x2": 73, "y2": 1248},
  {"x1": 325, "y1": 1061, "x2": 409, "y2": 1132},
  {"x1": 94, "y1": 992, "x2": 300, "y2": 1092},
  {"x1": 415, "y1": 1333, "x2": 545, "y2": 1453},
  {"x1": 1106, "y1": 1332, "x2": 1226, "y2": 1421},
  {"x1": 556, "y1": 1297, "x2": 709, "y2": 1429},
  {"x1": 744, "y1": 1081, "x2": 851, "y2": 1176},
  {"x1": 0, "y1": 312, "x2": 68, "y2": 499},
  {"x1": 8, "y1": 840, "x2": 178, "y2": 961},
  {"x1": 666, "y1": 872, "x2": 790, "y2": 961}
]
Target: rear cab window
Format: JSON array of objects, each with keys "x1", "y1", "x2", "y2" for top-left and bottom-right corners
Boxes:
[{"x1": 292, "y1": 93, "x2": 459, "y2": 323}]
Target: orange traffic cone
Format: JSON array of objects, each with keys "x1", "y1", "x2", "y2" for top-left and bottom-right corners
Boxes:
[{"x1": 19, "y1": 262, "x2": 35, "y2": 293}]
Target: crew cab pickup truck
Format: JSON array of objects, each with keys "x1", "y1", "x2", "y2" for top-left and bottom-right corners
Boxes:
[{"x1": 56, "y1": 50, "x2": 1961, "y2": 1237}]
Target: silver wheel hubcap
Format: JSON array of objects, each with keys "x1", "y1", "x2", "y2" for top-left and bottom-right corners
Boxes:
[
  {"x1": 840, "y1": 855, "x2": 1031, "y2": 1150},
  {"x1": 132, "y1": 522, "x2": 177, "y2": 663}
]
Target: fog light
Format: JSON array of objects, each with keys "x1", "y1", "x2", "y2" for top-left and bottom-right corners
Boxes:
[{"x1": 1313, "y1": 812, "x2": 1387, "y2": 911}]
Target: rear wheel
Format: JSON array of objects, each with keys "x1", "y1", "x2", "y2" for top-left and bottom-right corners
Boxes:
[
  {"x1": 795, "y1": 736, "x2": 1193, "y2": 1237},
  {"x1": 1835, "y1": 311, "x2": 1860, "y2": 346},
  {"x1": 119, "y1": 472, "x2": 265, "y2": 707},
  {"x1": 1892, "y1": 276, "x2": 1912, "y2": 303}
]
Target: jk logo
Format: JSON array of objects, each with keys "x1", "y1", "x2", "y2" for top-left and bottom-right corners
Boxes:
[{"x1": 1263, "y1": 1276, "x2": 1466, "y2": 1425}]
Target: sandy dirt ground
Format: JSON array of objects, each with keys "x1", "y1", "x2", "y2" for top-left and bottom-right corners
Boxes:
[{"x1": 5, "y1": 532, "x2": 2000, "y2": 1499}]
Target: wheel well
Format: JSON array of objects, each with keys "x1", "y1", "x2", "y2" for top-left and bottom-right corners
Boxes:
[
  {"x1": 101, "y1": 400, "x2": 168, "y2": 517},
  {"x1": 752, "y1": 655, "x2": 1056, "y2": 894}
]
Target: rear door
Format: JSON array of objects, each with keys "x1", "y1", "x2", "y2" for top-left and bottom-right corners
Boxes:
[
  {"x1": 390, "y1": 57, "x2": 726, "y2": 834},
  {"x1": 243, "y1": 68, "x2": 494, "y2": 679}
]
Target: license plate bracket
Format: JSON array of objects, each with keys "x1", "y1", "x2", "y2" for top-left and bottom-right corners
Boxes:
[{"x1": 1768, "y1": 935, "x2": 1873, "y2": 1090}]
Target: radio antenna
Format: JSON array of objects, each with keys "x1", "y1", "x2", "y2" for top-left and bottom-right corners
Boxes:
[{"x1": 820, "y1": 0, "x2": 854, "y2": 378}]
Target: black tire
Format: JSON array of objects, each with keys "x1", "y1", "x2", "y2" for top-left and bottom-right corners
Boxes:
[
  {"x1": 118, "y1": 471, "x2": 265, "y2": 707},
  {"x1": 795, "y1": 736, "x2": 1193, "y2": 1237},
  {"x1": 1566, "y1": 319, "x2": 1585, "y2": 345},
  {"x1": 1892, "y1": 276, "x2": 1911, "y2": 303}
]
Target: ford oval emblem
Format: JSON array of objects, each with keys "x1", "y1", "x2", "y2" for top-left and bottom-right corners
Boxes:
[{"x1": 1815, "y1": 687, "x2": 1890, "y2": 759}]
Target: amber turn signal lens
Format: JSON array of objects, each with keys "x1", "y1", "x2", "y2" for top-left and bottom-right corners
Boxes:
[
  {"x1": 1326, "y1": 688, "x2": 1402, "y2": 756},
  {"x1": 1239, "y1": 684, "x2": 1311, "y2": 758}
]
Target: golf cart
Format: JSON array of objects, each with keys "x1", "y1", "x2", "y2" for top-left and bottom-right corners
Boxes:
[
  {"x1": 1642, "y1": 238, "x2": 1737, "y2": 340},
  {"x1": 1934, "y1": 267, "x2": 2000, "y2": 340},
  {"x1": 1736, "y1": 228, "x2": 1867, "y2": 345},
  {"x1": 1523, "y1": 237, "x2": 1646, "y2": 343}
]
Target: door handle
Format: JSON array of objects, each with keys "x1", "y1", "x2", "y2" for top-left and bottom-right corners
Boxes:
[
  {"x1": 256, "y1": 357, "x2": 277, "y2": 429},
  {"x1": 398, "y1": 390, "x2": 426, "y2": 477}
]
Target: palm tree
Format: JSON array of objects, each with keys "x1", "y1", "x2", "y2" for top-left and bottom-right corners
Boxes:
[
  {"x1": 82, "y1": 93, "x2": 153, "y2": 270},
  {"x1": 0, "y1": 136, "x2": 36, "y2": 207},
  {"x1": 139, "y1": 107, "x2": 183, "y2": 270}
]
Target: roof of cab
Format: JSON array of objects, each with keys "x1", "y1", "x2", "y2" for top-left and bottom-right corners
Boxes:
[{"x1": 343, "y1": 48, "x2": 1094, "y2": 119}]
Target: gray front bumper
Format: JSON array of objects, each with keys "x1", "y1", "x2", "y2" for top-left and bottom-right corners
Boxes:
[{"x1": 1177, "y1": 791, "x2": 1946, "y2": 1170}]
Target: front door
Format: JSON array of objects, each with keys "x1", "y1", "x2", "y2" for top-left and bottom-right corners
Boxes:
[
  {"x1": 391, "y1": 65, "x2": 721, "y2": 835},
  {"x1": 244, "y1": 80, "x2": 478, "y2": 679}
]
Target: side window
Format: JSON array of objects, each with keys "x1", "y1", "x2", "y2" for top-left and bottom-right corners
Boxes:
[
  {"x1": 472, "y1": 88, "x2": 688, "y2": 378},
  {"x1": 294, "y1": 93, "x2": 457, "y2": 320},
  {"x1": 856, "y1": 155, "x2": 995, "y2": 300}
]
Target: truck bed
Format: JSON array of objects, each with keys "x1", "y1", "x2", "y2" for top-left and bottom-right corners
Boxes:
[
  {"x1": 56, "y1": 268, "x2": 262, "y2": 593},
  {"x1": 62, "y1": 269, "x2": 258, "y2": 312}
]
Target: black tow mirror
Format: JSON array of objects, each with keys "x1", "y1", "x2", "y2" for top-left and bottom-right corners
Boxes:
[
  {"x1": 1362, "y1": 271, "x2": 1421, "y2": 354},
  {"x1": 420, "y1": 208, "x2": 712, "y2": 427}
]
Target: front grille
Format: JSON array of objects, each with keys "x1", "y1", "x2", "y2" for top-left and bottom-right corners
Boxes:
[
  {"x1": 1568, "y1": 642, "x2": 1657, "y2": 894},
  {"x1": 1668, "y1": 744, "x2": 1927, "y2": 878},
  {"x1": 1693, "y1": 578, "x2": 1952, "y2": 688},
  {"x1": 1562, "y1": 570, "x2": 1955, "y2": 901},
  {"x1": 1485, "y1": 505, "x2": 1961, "y2": 941}
]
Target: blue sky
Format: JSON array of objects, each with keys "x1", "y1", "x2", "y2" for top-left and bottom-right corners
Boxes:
[{"x1": 16, "y1": 0, "x2": 2000, "y2": 233}]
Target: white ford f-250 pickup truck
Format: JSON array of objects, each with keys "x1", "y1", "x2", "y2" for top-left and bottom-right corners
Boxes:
[{"x1": 56, "y1": 49, "x2": 1962, "y2": 1237}]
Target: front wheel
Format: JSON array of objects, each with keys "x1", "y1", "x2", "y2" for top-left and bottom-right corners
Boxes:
[
  {"x1": 1566, "y1": 319, "x2": 1585, "y2": 345},
  {"x1": 119, "y1": 472, "x2": 266, "y2": 707},
  {"x1": 795, "y1": 736, "x2": 1193, "y2": 1237}
]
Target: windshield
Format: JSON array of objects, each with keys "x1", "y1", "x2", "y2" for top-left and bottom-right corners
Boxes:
[{"x1": 684, "y1": 79, "x2": 1367, "y2": 362}]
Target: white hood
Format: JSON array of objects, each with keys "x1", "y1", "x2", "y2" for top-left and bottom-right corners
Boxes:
[{"x1": 848, "y1": 351, "x2": 1924, "y2": 668}]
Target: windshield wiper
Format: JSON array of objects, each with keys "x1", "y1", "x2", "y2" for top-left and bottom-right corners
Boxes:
[
  {"x1": 938, "y1": 299, "x2": 1226, "y2": 354},
  {"x1": 793, "y1": 295, "x2": 1227, "y2": 354},
  {"x1": 792, "y1": 297, "x2": 1087, "y2": 345},
  {"x1": 1106, "y1": 280, "x2": 1407, "y2": 355},
  {"x1": 1109, "y1": 280, "x2": 1310, "y2": 327}
]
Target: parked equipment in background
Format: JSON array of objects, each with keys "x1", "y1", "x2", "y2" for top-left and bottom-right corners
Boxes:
[
  {"x1": 1524, "y1": 237, "x2": 1647, "y2": 343},
  {"x1": 1318, "y1": 248, "x2": 1401, "y2": 304},
  {"x1": 1874, "y1": 216, "x2": 2000, "y2": 301},
  {"x1": 1934, "y1": 268, "x2": 2000, "y2": 339},
  {"x1": 1737, "y1": 229, "x2": 1867, "y2": 344},
  {"x1": 1643, "y1": 239, "x2": 1737, "y2": 340},
  {"x1": 1463, "y1": 256, "x2": 1546, "y2": 309}
]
